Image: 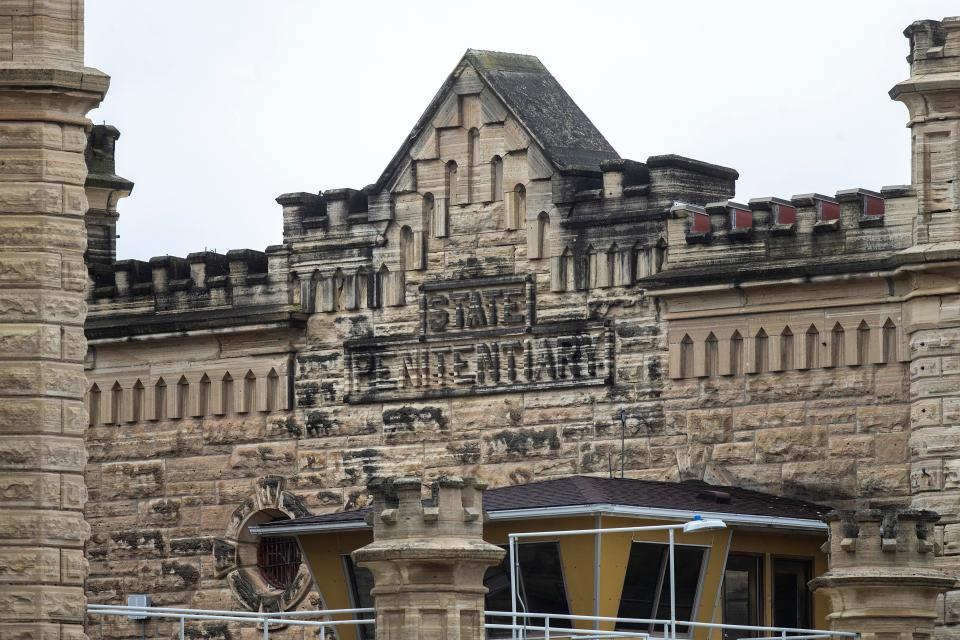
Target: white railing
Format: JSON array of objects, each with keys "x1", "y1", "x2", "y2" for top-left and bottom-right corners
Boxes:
[
  {"x1": 88, "y1": 605, "x2": 858, "y2": 640},
  {"x1": 87, "y1": 604, "x2": 374, "y2": 640}
]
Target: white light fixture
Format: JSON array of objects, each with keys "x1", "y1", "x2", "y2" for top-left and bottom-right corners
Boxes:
[{"x1": 682, "y1": 516, "x2": 727, "y2": 533}]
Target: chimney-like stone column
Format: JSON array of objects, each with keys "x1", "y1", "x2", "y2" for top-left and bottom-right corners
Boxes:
[
  {"x1": 353, "y1": 476, "x2": 505, "y2": 640},
  {"x1": 810, "y1": 510, "x2": 955, "y2": 639},
  {"x1": 0, "y1": 1, "x2": 108, "y2": 638}
]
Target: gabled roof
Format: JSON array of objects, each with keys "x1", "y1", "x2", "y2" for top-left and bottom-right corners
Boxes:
[
  {"x1": 255, "y1": 475, "x2": 829, "y2": 535},
  {"x1": 375, "y1": 49, "x2": 620, "y2": 190}
]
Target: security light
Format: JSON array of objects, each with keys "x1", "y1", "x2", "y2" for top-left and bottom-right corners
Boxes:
[{"x1": 682, "y1": 516, "x2": 727, "y2": 533}]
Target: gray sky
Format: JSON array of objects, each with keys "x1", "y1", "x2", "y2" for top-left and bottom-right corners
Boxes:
[{"x1": 86, "y1": 1, "x2": 957, "y2": 260}]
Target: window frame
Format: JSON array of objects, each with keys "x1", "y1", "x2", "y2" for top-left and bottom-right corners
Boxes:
[
  {"x1": 722, "y1": 552, "x2": 764, "y2": 640},
  {"x1": 770, "y1": 555, "x2": 814, "y2": 631},
  {"x1": 615, "y1": 540, "x2": 710, "y2": 636},
  {"x1": 343, "y1": 554, "x2": 375, "y2": 640}
]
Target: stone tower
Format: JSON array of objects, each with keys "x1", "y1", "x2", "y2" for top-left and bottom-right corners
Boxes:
[
  {"x1": 353, "y1": 476, "x2": 505, "y2": 640},
  {"x1": 0, "y1": 1, "x2": 108, "y2": 638},
  {"x1": 891, "y1": 17, "x2": 960, "y2": 619},
  {"x1": 810, "y1": 510, "x2": 954, "y2": 638}
]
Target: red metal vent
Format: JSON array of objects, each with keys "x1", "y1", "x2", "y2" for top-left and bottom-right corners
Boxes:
[
  {"x1": 772, "y1": 203, "x2": 796, "y2": 226},
  {"x1": 257, "y1": 536, "x2": 301, "y2": 590},
  {"x1": 862, "y1": 194, "x2": 885, "y2": 217},
  {"x1": 690, "y1": 210, "x2": 711, "y2": 234},
  {"x1": 729, "y1": 205, "x2": 752, "y2": 231},
  {"x1": 817, "y1": 199, "x2": 840, "y2": 222}
]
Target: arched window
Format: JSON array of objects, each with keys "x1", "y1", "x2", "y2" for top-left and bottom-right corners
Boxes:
[
  {"x1": 221, "y1": 373, "x2": 234, "y2": 415},
  {"x1": 535, "y1": 212, "x2": 550, "y2": 260},
  {"x1": 332, "y1": 268, "x2": 345, "y2": 311},
  {"x1": 490, "y1": 156, "x2": 503, "y2": 201},
  {"x1": 400, "y1": 225, "x2": 415, "y2": 271},
  {"x1": 857, "y1": 321, "x2": 871, "y2": 366},
  {"x1": 132, "y1": 380, "x2": 145, "y2": 422},
  {"x1": 805, "y1": 325, "x2": 820, "y2": 369},
  {"x1": 88, "y1": 384, "x2": 101, "y2": 426},
  {"x1": 257, "y1": 535, "x2": 302, "y2": 590},
  {"x1": 705, "y1": 333, "x2": 718, "y2": 377},
  {"x1": 154, "y1": 378, "x2": 167, "y2": 421},
  {"x1": 730, "y1": 331, "x2": 744, "y2": 376},
  {"x1": 445, "y1": 161, "x2": 459, "y2": 204},
  {"x1": 680, "y1": 335, "x2": 694, "y2": 378},
  {"x1": 175, "y1": 376, "x2": 189, "y2": 419},
  {"x1": 356, "y1": 267, "x2": 370, "y2": 309},
  {"x1": 267, "y1": 369, "x2": 280, "y2": 412},
  {"x1": 606, "y1": 244, "x2": 618, "y2": 287},
  {"x1": 653, "y1": 239, "x2": 666, "y2": 274},
  {"x1": 110, "y1": 381, "x2": 122, "y2": 425},
  {"x1": 467, "y1": 128, "x2": 480, "y2": 201},
  {"x1": 198, "y1": 374, "x2": 211, "y2": 417},
  {"x1": 882, "y1": 319, "x2": 897, "y2": 364},
  {"x1": 243, "y1": 371, "x2": 257, "y2": 413},
  {"x1": 831, "y1": 323, "x2": 845, "y2": 368},
  {"x1": 422, "y1": 192, "x2": 434, "y2": 245},
  {"x1": 754, "y1": 329, "x2": 769, "y2": 374},
  {"x1": 562, "y1": 247, "x2": 576, "y2": 291},
  {"x1": 780, "y1": 326, "x2": 794, "y2": 370},
  {"x1": 509, "y1": 184, "x2": 526, "y2": 229}
]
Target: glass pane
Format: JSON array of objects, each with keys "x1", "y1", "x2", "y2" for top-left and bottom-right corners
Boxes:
[
  {"x1": 484, "y1": 543, "x2": 572, "y2": 638},
  {"x1": 654, "y1": 545, "x2": 706, "y2": 633},
  {"x1": 723, "y1": 555, "x2": 762, "y2": 640},
  {"x1": 772, "y1": 558, "x2": 812, "y2": 629},
  {"x1": 616, "y1": 542, "x2": 665, "y2": 629},
  {"x1": 344, "y1": 555, "x2": 375, "y2": 640}
]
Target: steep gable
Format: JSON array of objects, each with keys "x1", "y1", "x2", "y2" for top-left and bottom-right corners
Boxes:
[{"x1": 375, "y1": 49, "x2": 619, "y2": 192}]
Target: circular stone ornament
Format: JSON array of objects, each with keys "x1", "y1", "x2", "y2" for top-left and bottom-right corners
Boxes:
[{"x1": 213, "y1": 475, "x2": 313, "y2": 611}]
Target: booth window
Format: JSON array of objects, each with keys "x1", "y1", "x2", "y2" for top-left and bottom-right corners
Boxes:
[
  {"x1": 773, "y1": 558, "x2": 812, "y2": 629},
  {"x1": 723, "y1": 554, "x2": 763, "y2": 639},
  {"x1": 616, "y1": 542, "x2": 706, "y2": 634},
  {"x1": 256, "y1": 536, "x2": 301, "y2": 590},
  {"x1": 484, "y1": 542, "x2": 572, "y2": 637},
  {"x1": 344, "y1": 556, "x2": 375, "y2": 640}
]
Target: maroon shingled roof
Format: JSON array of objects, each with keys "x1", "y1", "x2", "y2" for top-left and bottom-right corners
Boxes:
[{"x1": 258, "y1": 475, "x2": 828, "y2": 532}]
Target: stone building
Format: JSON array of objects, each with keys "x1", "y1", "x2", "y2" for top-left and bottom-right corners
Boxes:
[{"x1": 82, "y1": 15, "x2": 960, "y2": 635}]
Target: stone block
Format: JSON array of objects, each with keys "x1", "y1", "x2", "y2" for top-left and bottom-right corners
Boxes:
[
  {"x1": 733, "y1": 402, "x2": 804, "y2": 430},
  {"x1": 483, "y1": 427, "x2": 560, "y2": 463},
  {"x1": 875, "y1": 431, "x2": 909, "y2": 463},
  {"x1": 782, "y1": 460, "x2": 856, "y2": 501},
  {"x1": 857, "y1": 404, "x2": 908, "y2": 433},
  {"x1": 99, "y1": 460, "x2": 164, "y2": 500},
  {"x1": 686, "y1": 408, "x2": 732, "y2": 443},
  {"x1": 756, "y1": 426, "x2": 826, "y2": 462},
  {"x1": 711, "y1": 441, "x2": 755, "y2": 465},
  {"x1": 0, "y1": 434, "x2": 86, "y2": 472},
  {"x1": 857, "y1": 464, "x2": 910, "y2": 497},
  {"x1": 828, "y1": 433, "x2": 875, "y2": 459}
]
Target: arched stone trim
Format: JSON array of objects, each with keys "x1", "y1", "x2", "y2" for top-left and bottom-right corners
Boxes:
[{"x1": 213, "y1": 476, "x2": 312, "y2": 612}]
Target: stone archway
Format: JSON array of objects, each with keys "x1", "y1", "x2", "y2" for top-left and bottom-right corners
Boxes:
[{"x1": 212, "y1": 476, "x2": 313, "y2": 611}]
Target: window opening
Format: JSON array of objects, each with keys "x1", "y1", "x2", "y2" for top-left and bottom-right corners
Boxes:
[
  {"x1": 616, "y1": 542, "x2": 706, "y2": 634},
  {"x1": 256, "y1": 536, "x2": 301, "y2": 590},
  {"x1": 723, "y1": 554, "x2": 763, "y2": 640}
]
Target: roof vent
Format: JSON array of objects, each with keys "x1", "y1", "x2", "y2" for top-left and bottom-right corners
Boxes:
[{"x1": 697, "y1": 489, "x2": 732, "y2": 504}]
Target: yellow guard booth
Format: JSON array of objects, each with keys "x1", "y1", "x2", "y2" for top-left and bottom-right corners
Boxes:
[{"x1": 253, "y1": 476, "x2": 829, "y2": 640}]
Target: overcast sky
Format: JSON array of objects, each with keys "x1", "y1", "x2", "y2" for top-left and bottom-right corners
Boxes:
[{"x1": 85, "y1": 1, "x2": 957, "y2": 260}]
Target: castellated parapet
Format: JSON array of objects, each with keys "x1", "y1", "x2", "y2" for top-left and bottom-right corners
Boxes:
[
  {"x1": 810, "y1": 509, "x2": 955, "y2": 638},
  {"x1": 353, "y1": 476, "x2": 504, "y2": 640}
]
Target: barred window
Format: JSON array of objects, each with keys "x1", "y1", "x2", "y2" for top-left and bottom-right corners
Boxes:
[{"x1": 257, "y1": 536, "x2": 301, "y2": 590}]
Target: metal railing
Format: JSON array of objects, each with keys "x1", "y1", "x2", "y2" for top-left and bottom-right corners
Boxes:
[
  {"x1": 87, "y1": 603, "x2": 374, "y2": 640},
  {"x1": 88, "y1": 605, "x2": 859, "y2": 640}
]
